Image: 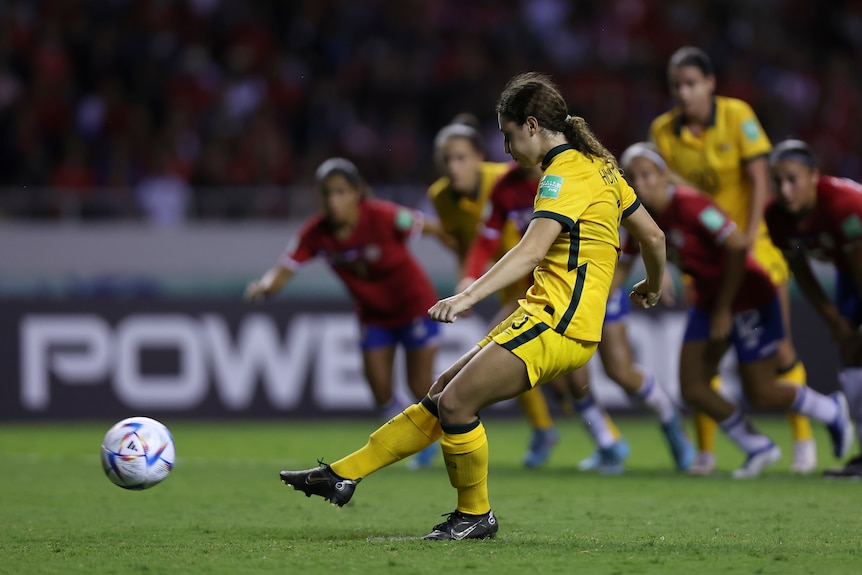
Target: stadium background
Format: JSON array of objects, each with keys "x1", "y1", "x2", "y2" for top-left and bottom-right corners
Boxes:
[{"x1": 1, "y1": 0, "x2": 860, "y2": 419}]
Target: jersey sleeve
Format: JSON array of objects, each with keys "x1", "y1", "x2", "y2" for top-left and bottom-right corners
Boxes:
[
  {"x1": 278, "y1": 220, "x2": 319, "y2": 269},
  {"x1": 689, "y1": 195, "x2": 737, "y2": 245},
  {"x1": 532, "y1": 171, "x2": 591, "y2": 229},
  {"x1": 730, "y1": 99, "x2": 771, "y2": 161},
  {"x1": 378, "y1": 200, "x2": 423, "y2": 242},
  {"x1": 428, "y1": 178, "x2": 457, "y2": 235},
  {"x1": 620, "y1": 180, "x2": 641, "y2": 219},
  {"x1": 833, "y1": 184, "x2": 862, "y2": 248}
]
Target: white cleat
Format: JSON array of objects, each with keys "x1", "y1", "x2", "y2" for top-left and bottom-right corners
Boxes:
[
  {"x1": 687, "y1": 451, "x2": 716, "y2": 476},
  {"x1": 732, "y1": 444, "x2": 781, "y2": 479},
  {"x1": 790, "y1": 439, "x2": 817, "y2": 475}
]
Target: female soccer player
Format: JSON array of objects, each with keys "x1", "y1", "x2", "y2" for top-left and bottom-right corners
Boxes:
[
  {"x1": 427, "y1": 116, "x2": 559, "y2": 468},
  {"x1": 650, "y1": 46, "x2": 815, "y2": 475},
  {"x1": 462, "y1": 163, "x2": 693, "y2": 473},
  {"x1": 279, "y1": 72, "x2": 667, "y2": 540},
  {"x1": 620, "y1": 142, "x2": 854, "y2": 478},
  {"x1": 765, "y1": 139, "x2": 862, "y2": 477},
  {"x1": 245, "y1": 157, "x2": 446, "y2": 421}
]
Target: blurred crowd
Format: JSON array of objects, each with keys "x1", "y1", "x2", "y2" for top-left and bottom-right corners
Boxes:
[{"x1": 0, "y1": 0, "x2": 860, "y2": 222}]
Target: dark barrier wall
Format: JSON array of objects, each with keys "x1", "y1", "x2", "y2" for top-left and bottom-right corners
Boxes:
[{"x1": 0, "y1": 299, "x2": 841, "y2": 420}]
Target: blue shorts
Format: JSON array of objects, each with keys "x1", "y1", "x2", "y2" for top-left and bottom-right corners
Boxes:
[
  {"x1": 359, "y1": 316, "x2": 441, "y2": 351},
  {"x1": 683, "y1": 297, "x2": 784, "y2": 363},
  {"x1": 836, "y1": 270, "x2": 862, "y2": 326},
  {"x1": 604, "y1": 287, "x2": 630, "y2": 324}
]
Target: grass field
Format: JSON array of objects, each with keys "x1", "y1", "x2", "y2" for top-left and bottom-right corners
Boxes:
[{"x1": 0, "y1": 416, "x2": 858, "y2": 575}]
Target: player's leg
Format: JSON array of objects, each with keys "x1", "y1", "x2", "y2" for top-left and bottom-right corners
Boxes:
[
  {"x1": 756, "y1": 238, "x2": 815, "y2": 472},
  {"x1": 403, "y1": 317, "x2": 442, "y2": 469},
  {"x1": 690, "y1": 380, "x2": 720, "y2": 475},
  {"x1": 773, "y1": 280, "x2": 816, "y2": 473},
  {"x1": 566, "y1": 367, "x2": 629, "y2": 474},
  {"x1": 679, "y1": 307, "x2": 778, "y2": 477},
  {"x1": 825, "y1": 271, "x2": 862, "y2": 476},
  {"x1": 425, "y1": 308, "x2": 596, "y2": 540},
  {"x1": 734, "y1": 298, "x2": 854, "y2": 466},
  {"x1": 278, "y1": 346, "x2": 476, "y2": 506},
  {"x1": 598, "y1": 319, "x2": 694, "y2": 471},
  {"x1": 358, "y1": 324, "x2": 401, "y2": 419},
  {"x1": 492, "y1": 299, "x2": 559, "y2": 468}
]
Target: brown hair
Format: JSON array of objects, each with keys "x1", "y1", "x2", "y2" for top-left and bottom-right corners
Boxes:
[{"x1": 496, "y1": 72, "x2": 618, "y2": 169}]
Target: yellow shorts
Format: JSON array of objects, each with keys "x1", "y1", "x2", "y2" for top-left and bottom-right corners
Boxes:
[
  {"x1": 752, "y1": 232, "x2": 789, "y2": 286},
  {"x1": 478, "y1": 306, "x2": 597, "y2": 387}
]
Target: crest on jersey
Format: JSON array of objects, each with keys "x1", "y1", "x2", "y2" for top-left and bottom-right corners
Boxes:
[{"x1": 538, "y1": 174, "x2": 563, "y2": 199}]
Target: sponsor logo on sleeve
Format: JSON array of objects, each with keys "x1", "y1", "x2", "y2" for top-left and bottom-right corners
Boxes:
[
  {"x1": 698, "y1": 206, "x2": 726, "y2": 232},
  {"x1": 395, "y1": 208, "x2": 414, "y2": 231},
  {"x1": 841, "y1": 214, "x2": 862, "y2": 239},
  {"x1": 741, "y1": 119, "x2": 760, "y2": 142},
  {"x1": 538, "y1": 175, "x2": 564, "y2": 199}
]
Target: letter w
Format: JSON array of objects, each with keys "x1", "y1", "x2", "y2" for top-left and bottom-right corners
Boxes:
[{"x1": 202, "y1": 313, "x2": 317, "y2": 410}]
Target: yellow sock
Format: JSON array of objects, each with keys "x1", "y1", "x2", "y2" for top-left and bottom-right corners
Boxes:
[
  {"x1": 441, "y1": 421, "x2": 490, "y2": 515},
  {"x1": 693, "y1": 376, "x2": 721, "y2": 452},
  {"x1": 779, "y1": 361, "x2": 814, "y2": 442},
  {"x1": 516, "y1": 386, "x2": 554, "y2": 430},
  {"x1": 331, "y1": 399, "x2": 441, "y2": 480},
  {"x1": 604, "y1": 413, "x2": 622, "y2": 441}
]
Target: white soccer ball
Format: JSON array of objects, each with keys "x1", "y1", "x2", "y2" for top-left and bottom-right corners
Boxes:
[{"x1": 101, "y1": 417, "x2": 175, "y2": 490}]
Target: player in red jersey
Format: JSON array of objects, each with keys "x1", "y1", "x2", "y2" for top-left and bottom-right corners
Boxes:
[
  {"x1": 464, "y1": 163, "x2": 693, "y2": 472},
  {"x1": 246, "y1": 158, "x2": 449, "y2": 423},
  {"x1": 620, "y1": 142, "x2": 854, "y2": 478},
  {"x1": 766, "y1": 139, "x2": 862, "y2": 477}
]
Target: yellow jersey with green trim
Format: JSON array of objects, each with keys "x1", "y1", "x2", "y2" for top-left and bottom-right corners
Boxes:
[
  {"x1": 649, "y1": 95, "x2": 771, "y2": 232},
  {"x1": 427, "y1": 161, "x2": 519, "y2": 253},
  {"x1": 524, "y1": 145, "x2": 640, "y2": 342}
]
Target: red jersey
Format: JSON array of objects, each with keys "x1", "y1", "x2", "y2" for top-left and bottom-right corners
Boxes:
[
  {"x1": 280, "y1": 199, "x2": 438, "y2": 328},
  {"x1": 765, "y1": 175, "x2": 862, "y2": 274},
  {"x1": 464, "y1": 166, "x2": 538, "y2": 279},
  {"x1": 624, "y1": 185, "x2": 775, "y2": 312}
]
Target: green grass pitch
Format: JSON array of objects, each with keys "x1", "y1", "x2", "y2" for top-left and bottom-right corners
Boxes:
[{"x1": 0, "y1": 417, "x2": 858, "y2": 575}]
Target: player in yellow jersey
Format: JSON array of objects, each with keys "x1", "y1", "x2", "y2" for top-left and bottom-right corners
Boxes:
[
  {"x1": 650, "y1": 46, "x2": 815, "y2": 475},
  {"x1": 426, "y1": 115, "x2": 560, "y2": 469},
  {"x1": 279, "y1": 72, "x2": 667, "y2": 540}
]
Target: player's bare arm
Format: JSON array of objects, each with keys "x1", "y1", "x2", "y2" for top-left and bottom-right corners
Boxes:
[
  {"x1": 743, "y1": 156, "x2": 771, "y2": 248},
  {"x1": 711, "y1": 226, "x2": 748, "y2": 339},
  {"x1": 621, "y1": 204, "x2": 665, "y2": 308},
  {"x1": 245, "y1": 265, "x2": 294, "y2": 302},
  {"x1": 428, "y1": 216, "x2": 561, "y2": 322}
]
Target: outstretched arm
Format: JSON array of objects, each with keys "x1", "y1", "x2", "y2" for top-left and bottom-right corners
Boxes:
[
  {"x1": 245, "y1": 265, "x2": 295, "y2": 302},
  {"x1": 428, "y1": 217, "x2": 561, "y2": 322}
]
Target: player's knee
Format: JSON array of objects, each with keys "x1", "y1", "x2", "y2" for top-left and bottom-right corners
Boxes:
[
  {"x1": 745, "y1": 388, "x2": 779, "y2": 410},
  {"x1": 680, "y1": 382, "x2": 708, "y2": 405},
  {"x1": 436, "y1": 388, "x2": 471, "y2": 425}
]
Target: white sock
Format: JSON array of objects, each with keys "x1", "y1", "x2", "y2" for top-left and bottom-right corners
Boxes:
[
  {"x1": 573, "y1": 397, "x2": 616, "y2": 449},
  {"x1": 791, "y1": 387, "x2": 839, "y2": 424},
  {"x1": 632, "y1": 368, "x2": 676, "y2": 424},
  {"x1": 719, "y1": 409, "x2": 772, "y2": 454}
]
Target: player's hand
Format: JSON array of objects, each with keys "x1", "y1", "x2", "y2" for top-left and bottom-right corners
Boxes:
[
  {"x1": 244, "y1": 280, "x2": 269, "y2": 302},
  {"x1": 629, "y1": 279, "x2": 660, "y2": 309},
  {"x1": 710, "y1": 308, "x2": 732, "y2": 340},
  {"x1": 428, "y1": 292, "x2": 475, "y2": 323}
]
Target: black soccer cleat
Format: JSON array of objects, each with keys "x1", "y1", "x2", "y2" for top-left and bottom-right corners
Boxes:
[
  {"x1": 422, "y1": 510, "x2": 498, "y2": 540},
  {"x1": 823, "y1": 455, "x2": 862, "y2": 479},
  {"x1": 279, "y1": 461, "x2": 360, "y2": 507}
]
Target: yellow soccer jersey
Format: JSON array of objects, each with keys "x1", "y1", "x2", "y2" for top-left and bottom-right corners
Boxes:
[
  {"x1": 649, "y1": 95, "x2": 771, "y2": 232},
  {"x1": 427, "y1": 161, "x2": 518, "y2": 254},
  {"x1": 524, "y1": 145, "x2": 640, "y2": 342}
]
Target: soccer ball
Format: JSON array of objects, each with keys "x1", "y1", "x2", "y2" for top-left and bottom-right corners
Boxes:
[{"x1": 101, "y1": 417, "x2": 175, "y2": 490}]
